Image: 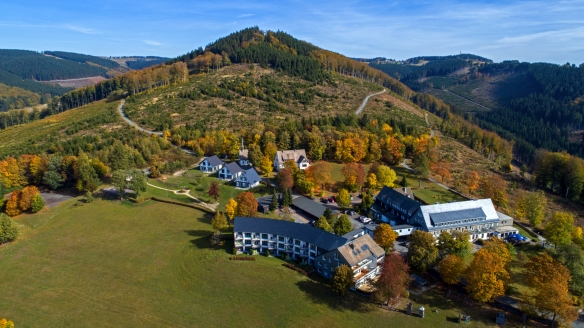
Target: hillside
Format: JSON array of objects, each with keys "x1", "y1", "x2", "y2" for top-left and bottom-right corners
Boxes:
[{"x1": 405, "y1": 61, "x2": 584, "y2": 163}]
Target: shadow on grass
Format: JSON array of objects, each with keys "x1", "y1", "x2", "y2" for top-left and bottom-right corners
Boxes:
[
  {"x1": 295, "y1": 279, "x2": 373, "y2": 314},
  {"x1": 184, "y1": 229, "x2": 233, "y2": 255}
]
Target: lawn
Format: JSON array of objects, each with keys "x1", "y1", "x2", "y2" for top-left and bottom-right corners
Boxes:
[
  {"x1": 0, "y1": 197, "x2": 519, "y2": 327},
  {"x1": 392, "y1": 166, "x2": 467, "y2": 205},
  {"x1": 144, "y1": 167, "x2": 271, "y2": 210}
]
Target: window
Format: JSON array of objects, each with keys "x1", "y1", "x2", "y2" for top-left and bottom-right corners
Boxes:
[
  {"x1": 278, "y1": 236, "x2": 284, "y2": 242},
  {"x1": 244, "y1": 233, "x2": 251, "y2": 238},
  {"x1": 295, "y1": 240, "x2": 301, "y2": 246},
  {"x1": 334, "y1": 253, "x2": 338, "y2": 260},
  {"x1": 261, "y1": 233, "x2": 268, "y2": 239}
]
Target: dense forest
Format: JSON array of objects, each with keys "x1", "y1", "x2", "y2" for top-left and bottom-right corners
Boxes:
[
  {"x1": 126, "y1": 58, "x2": 169, "y2": 70},
  {"x1": 0, "y1": 69, "x2": 71, "y2": 97},
  {"x1": 0, "y1": 50, "x2": 108, "y2": 81},
  {"x1": 44, "y1": 51, "x2": 120, "y2": 69}
]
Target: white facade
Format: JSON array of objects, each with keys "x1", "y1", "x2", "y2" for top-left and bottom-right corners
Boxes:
[
  {"x1": 234, "y1": 231, "x2": 318, "y2": 264},
  {"x1": 199, "y1": 157, "x2": 224, "y2": 173}
]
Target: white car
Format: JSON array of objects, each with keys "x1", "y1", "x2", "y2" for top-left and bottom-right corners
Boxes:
[{"x1": 359, "y1": 216, "x2": 371, "y2": 224}]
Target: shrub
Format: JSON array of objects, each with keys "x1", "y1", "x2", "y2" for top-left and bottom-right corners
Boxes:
[
  {"x1": 266, "y1": 249, "x2": 270, "y2": 257},
  {"x1": 0, "y1": 213, "x2": 19, "y2": 244},
  {"x1": 283, "y1": 263, "x2": 308, "y2": 276},
  {"x1": 230, "y1": 256, "x2": 256, "y2": 261},
  {"x1": 30, "y1": 193, "x2": 45, "y2": 213},
  {"x1": 232, "y1": 248, "x2": 237, "y2": 255},
  {"x1": 85, "y1": 191, "x2": 94, "y2": 203}
]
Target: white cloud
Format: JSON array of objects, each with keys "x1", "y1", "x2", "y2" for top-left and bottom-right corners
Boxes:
[
  {"x1": 237, "y1": 14, "x2": 254, "y2": 18},
  {"x1": 63, "y1": 24, "x2": 99, "y2": 34}
]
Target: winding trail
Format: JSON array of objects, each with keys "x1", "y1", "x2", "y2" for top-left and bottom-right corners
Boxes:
[
  {"x1": 117, "y1": 100, "x2": 196, "y2": 155},
  {"x1": 146, "y1": 182, "x2": 216, "y2": 211},
  {"x1": 356, "y1": 89, "x2": 386, "y2": 115},
  {"x1": 439, "y1": 89, "x2": 493, "y2": 111}
]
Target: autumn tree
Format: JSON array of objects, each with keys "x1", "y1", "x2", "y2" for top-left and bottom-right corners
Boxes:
[
  {"x1": 545, "y1": 211, "x2": 575, "y2": 248},
  {"x1": 465, "y1": 248, "x2": 510, "y2": 302},
  {"x1": 333, "y1": 214, "x2": 352, "y2": 236},
  {"x1": 4, "y1": 190, "x2": 22, "y2": 217},
  {"x1": 464, "y1": 170, "x2": 480, "y2": 195},
  {"x1": 74, "y1": 152, "x2": 100, "y2": 192},
  {"x1": 516, "y1": 190, "x2": 547, "y2": 227},
  {"x1": 482, "y1": 237, "x2": 512, "y2": 268},
  {"x1": 553, "y1": 244, "x2": 584, "y2": 296},
  {"x1": 366, "y1": 173, "x2": 377, "y2": 190},
  {"x1": 0, "y1": 213, "x2": 19, "y2": 244},
  {"x1": 361, "y1": 193, "x2": 374, "y2": 209},
  {"x1": 235, "y1": 191, "x2": 258, "y2": 217},
  {"x1": 336, "y1": 189, "x2": 351, "y2": 208},
  {"x1": 212, "y1": 212, "x2": 228, "y2": 233},
  {"x1": 277, "y1": 167, "x2": 294, "y2": 190},
  {"x1": 19, "y1": 185, "x2": 40, "y2": 211},
  {"x1": 374, "y1": 223, "x2": 397, "y2": 252},
  {"x1": 406, "y1": 230, "x2": 438, "y2": 272},
  {"x1": 412, "y1": 153, "x2": 430, "y2": 179},
  {"x1": 341, "y1": 162, "x2": 365, "y2": 191},
  {"x1": 432, "y1": 161, "x2": 451, "y2": 182},
  {"x1": 376, "y1": 165, "x2": 397, "y2": 188},
  {"x1": 0, "y1": 157, "x2": 26, "y2": 188},
  {"x1": 331, "y1": 264, "x2": 353, "y2": 296},
  {"x1": 374, "y1": 252, "x2": 411, "y2": 309},
  {"x1": 259, "y1": 155, "x2": 273, "y2": 184},
  {"x1": 0, "y1": 318, "x2": 14, "y2": 328},
  {"x1": 480, "y1": 174, "x2": 508, "y2": 208},
  {"x1": 305, "y1": 161, "x2": 331, "y2": 191},
  {"x1": 149, "y1": 155, "x2": 164, "y2": 178},
  {"x1": 315, "y1": 216, "x2": 333, "y2": 233},
  {"x1": 524, "y1": 253, "x2": 578, "y2": 327},
  {"x1": 208, "y1": 181, "x2": 220, "y2": 202},
  {"x1": 225, "y1": 198, "x2": 237, "y2": 221},
  {"x1": 437, "y1": 254, "x2": 466, "y2": 285}
]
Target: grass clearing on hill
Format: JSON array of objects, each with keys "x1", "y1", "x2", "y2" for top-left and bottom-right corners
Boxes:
[{"x1": 0, "y1": 198, "x2": 528, "y2": 327}]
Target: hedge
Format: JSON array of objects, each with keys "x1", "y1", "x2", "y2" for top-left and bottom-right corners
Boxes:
[
  {"x1": 283, "y1": 263, "x2": 308, "y2": 276},
  {"x1": 230, "y1": 256, "x2": 256, "y2": 261}
]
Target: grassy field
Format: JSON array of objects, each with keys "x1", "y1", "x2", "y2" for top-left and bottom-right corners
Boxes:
[
  {"x1": 392, "y1": 166, "x2": 467, "y2": 205},
  {"x1": 0, "y1": 198, "x2": 528, "y2": 327},
  {"x1": 144, "y1": 167, "x2": 271, "y2": 210}
]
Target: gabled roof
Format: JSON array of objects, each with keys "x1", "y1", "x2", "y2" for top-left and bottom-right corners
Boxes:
[
  {"x1": 241, "y1": 168, "x2": 261, "y2": 184},
  {"x1": 419, "y1": 199, "x2": 500, "y2": 230},
  {"x1": 292, "y1": 196, "x2": 329, "y2": 219},
  {"x1": 205, "y1": 155, "x2": 224, "y2": 167},
  {"x1": 224, "y1": 162, "x2": 243, "y2": 175},
  {"x1": 375, "y1": 186, "x2": 420, "y2": 214},
  {"x1": 336, "y1": 234, "x2": 385, "y2": 267},
  {"x1": 342, "y1": 224, "x2": 378, "y2": 240},
  {"x1": 234, "y1": 217, "x2": 348, "y2": 251},
  {"x1": 275, "y1": 149, "x2": 308, "y2": 164}
]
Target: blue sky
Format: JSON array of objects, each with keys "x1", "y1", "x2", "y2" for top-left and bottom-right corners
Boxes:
[{"x1": 1, "y1": 0, "x2": 583, "y2": 64}]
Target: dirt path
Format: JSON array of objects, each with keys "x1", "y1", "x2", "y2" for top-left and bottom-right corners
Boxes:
[
  {"x1": 146, "y1": 182, "x2": 217, "y2": 211},
  {"x1": 439, "y1": 89, "x2": 493, "y2": 111},
  {"x1": 356, "y1": 89, "x2": 386, "y2": 115}
]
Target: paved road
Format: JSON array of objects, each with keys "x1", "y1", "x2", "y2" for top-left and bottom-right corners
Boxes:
[{"x1": 356, "y1": 89, "x2": 386, "y2": 115}]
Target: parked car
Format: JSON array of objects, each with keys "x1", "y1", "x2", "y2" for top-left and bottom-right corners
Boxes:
[
  {"x1": 358, "y1": 216, "x2": 371, "y2": 223},
  {"x1": 321, "y1": 198, "x2": 329, "y2": 204},
  {"x1": 346, "y1": 210, "x2": 356, "y2": 216},
  {"x1": 328, "y1": 198, "x2": 335, "y2": 203},
  {"x1": 506, "y1": 233, "x2": 528, "y2": 244}
]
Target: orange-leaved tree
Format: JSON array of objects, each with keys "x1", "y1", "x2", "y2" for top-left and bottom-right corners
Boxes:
[
  {"x1": 437, "y1": 254, "x2": 466, "y2": 285},
  {"x1": 465, "y1": 248, "x2": 509, "y2": 302},
  {"x1": 235, "y1": 192, "x2": 258, "y2": 217}
]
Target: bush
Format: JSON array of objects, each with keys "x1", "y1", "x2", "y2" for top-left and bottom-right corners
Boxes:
[
  {"x1": 85, "y1": 191, "x2": 94, "y2": 203},
  {"x1": 30, "y1": 193, "x2": 45, "y2": 213},
  {"x1": 230, "y1": 256, "x2": 256, "y2": 261},
  {"x1": 0, "y1": 213, "x2": 19, "y2": 244},
  {"x1": 233, "y1": 248, "x2": 237, "y2": 255},
  {"x1": 266, "y1": 249, "x2": 270, "y2": 257},
  {"x1": 283, "y1": 263, "x2": 308, "y2": 276}
]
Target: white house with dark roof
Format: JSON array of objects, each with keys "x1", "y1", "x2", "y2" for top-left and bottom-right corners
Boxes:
[
  {"x1": 235, "y1": 168, "x2": 262, "y2": 189},
  {"x1": 273, "y1": 149, "x2": 309, "y2": 171},
  {"x1": 219, "y1": 162, "x2": 243, "y2": 181},
  {"x1": 200, "y1": 155, "x2": 224, "y2": 173},
  {"x1": 238, "y1": 138, "x2": 250, "y2": 167}
]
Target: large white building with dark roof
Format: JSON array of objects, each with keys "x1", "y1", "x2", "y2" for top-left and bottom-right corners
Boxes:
[
  {"x1": 233, "y1": 217, "x2": 385, "y2": 287},
  {"x1": 273, "y1": 149, "x2": 309, "y2": 171},
  {"x1": 371, "y1": 186, "x2": 517, "y2": 240}
]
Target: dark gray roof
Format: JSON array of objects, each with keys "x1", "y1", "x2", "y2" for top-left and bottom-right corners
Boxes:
[
  {"x1": 234, "y1": 217, "x2": 348, "y2": 251},
  {"x1": 256, "y1": 195, "x2": 274, "y2": 207},
  {"x1": 205, "y1": 155, "x2": 224, "y2": 167},
  {"x1": 292, "y1": 196, "x2": 328, "y2": 219},
  {"x1": 392, "y1": 224, "x2": 414, "y2": 230},
  {"x1": 225, "y1": 162, "x2": 243, "y2": 175},
  {"x1": 376, "y1": 186, "x2": 420, "y2": 214},
  {"x1": 430, "y1": 208, "x2": 486, "y2": 224},
  {"x1": 243, "y1": 168, "x2": 261, "y2": 184}
]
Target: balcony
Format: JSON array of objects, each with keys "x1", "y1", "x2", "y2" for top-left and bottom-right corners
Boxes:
[
  {"x1": 354, "y1": 269, "x2": 371, "y2": 281},
  {"x1": 235, "y1": 241, "x2": 243, "y2": 247},
  {"x1": 235, "y1": 234, "x2": 243, "y2": 240}
]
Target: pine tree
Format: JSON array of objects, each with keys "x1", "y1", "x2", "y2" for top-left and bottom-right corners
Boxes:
[{"x1": 270, "y1": 191, "x2": 278, "y2": 211}]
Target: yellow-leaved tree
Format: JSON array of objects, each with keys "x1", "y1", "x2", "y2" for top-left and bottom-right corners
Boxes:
[
  {"x1": 373, "y1": 223, "x2": 397, "y2": 253},
  {"x1": 0, "y1": 318, "x2": 15, "y2": 328},
  {"x1": 437, "y1": 254, "x2": 466, "y2": 285},
  {"x1": 465, "y1": 248, "x2": 509, "y2": 302},
  {"x1": 225, "y1": 198, "x2": 237, "y2": 221},
  {"x1": 524, "y1": 252, "x2": 578, "y2": 327}
]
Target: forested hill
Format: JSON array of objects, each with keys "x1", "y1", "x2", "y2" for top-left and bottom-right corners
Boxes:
[
  {"x1": 44, "y1": 51, "x2": 120, "y2": 69},
  {"x1": 394, "y1": 56, "x2": 584, "y2": 163}
]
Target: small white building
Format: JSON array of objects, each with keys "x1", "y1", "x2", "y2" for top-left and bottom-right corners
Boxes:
[
  {"x1": 219, "y1": 162, "x2": 243, "y2": 181},
  {"x1": 273, "y1": 149, "x2": 309, "y2": 171},
  {"x1": 200, "y1": 155, "x2": 224, "y2": 173}
]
